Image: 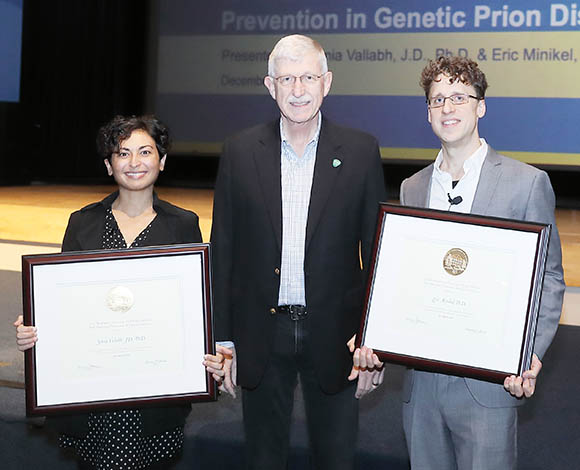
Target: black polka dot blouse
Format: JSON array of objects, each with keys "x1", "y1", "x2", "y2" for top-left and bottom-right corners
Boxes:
[{"x1": 59, "y1": 208, "x2": 184, "y2": 469}]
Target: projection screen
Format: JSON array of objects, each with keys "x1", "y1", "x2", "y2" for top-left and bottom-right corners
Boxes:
[{"x1": 152, "y1": 1, "x2": 580, "y2": 166}]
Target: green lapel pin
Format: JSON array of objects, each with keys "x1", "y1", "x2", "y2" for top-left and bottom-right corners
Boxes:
[{"x1": 332, "y1": 158, "x2": 342, "y2": 168}]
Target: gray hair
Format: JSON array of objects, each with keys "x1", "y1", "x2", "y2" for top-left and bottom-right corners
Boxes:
[{"x1": 267, "y1": 35, "x2": 328, "y2": 77}]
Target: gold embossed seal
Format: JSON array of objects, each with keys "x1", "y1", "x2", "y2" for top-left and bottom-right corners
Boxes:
[
  {"x1": 105, "y1": 286, "x2": 134, "y2": 313},
  {"x1": 443, "y1": 248, "x2": 468, "y2": 276}
]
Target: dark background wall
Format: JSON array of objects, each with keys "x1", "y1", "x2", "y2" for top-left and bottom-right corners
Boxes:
[
  {"x1": 0, "y1": 0, "x2": 148, "y2": 184},
  {"x1": 0, "y1": 1, "x2": 577, "y2": 205}
]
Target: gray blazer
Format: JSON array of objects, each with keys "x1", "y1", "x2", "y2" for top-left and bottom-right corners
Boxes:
[{"x1": 400, "y1": 147, "x2": 565, "y2": 407}]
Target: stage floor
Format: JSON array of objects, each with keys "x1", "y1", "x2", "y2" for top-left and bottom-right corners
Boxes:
[{"x1": 1, "y1": 184, "x2": 579, "y2": 281}]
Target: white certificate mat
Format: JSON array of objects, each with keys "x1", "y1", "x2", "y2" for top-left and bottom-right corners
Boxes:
[
  {"x1": 359, "y1": 205, "x2": 550, "y2": 382},
  {"x1": 22, "y1": 244, "x2": 216, "y2": 415}
]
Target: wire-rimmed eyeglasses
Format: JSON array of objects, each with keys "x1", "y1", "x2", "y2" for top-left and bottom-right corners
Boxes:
[{"x1": 427, "y1": 93, "x2": 480, "y2": 108}]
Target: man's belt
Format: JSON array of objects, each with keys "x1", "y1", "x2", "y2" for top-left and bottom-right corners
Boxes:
[{"x1": 277, "y1": 304, "x2": 307, "y2": 321}]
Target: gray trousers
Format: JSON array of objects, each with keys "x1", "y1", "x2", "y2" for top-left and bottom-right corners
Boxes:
[{"x1": 403, "y1": 371, "x2": 517, "y2": 470}]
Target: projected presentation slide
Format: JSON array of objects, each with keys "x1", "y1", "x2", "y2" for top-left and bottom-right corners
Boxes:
[
  {"x1": 0, "y1": 0, "x2": 23, "y2": 103},
  {"x1": 154, "y1": 1, "x2": 580, "y2": 166}
]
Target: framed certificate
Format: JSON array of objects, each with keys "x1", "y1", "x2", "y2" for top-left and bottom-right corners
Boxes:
[
  {"x1": 22, "y1": 243, "x2": 216, "y2": 416},
  {"x1": 357, "y1": 204, "x2": 551, "y2": 383}
]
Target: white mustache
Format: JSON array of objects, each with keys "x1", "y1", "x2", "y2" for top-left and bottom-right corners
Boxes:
[{"x1": 288, "y1": 97, "x2": 311, "y2": 105}]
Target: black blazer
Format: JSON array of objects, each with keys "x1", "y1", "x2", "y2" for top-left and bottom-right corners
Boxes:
[
  {"x1": 50, "y1": 191, "x2": 202, "y2": 437},
  {"x1": 211, "y1": 117, "x2": 386, "y2": 393}
]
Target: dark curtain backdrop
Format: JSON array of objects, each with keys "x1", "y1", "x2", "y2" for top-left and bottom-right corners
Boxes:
[{"x1": 0, "y1": 0, "x2": 149, "y2": 183}]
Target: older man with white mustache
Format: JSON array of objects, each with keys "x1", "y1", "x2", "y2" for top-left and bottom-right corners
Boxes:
[{"x1": 204, "y1": 34, "x2": 386, "y2": 470}]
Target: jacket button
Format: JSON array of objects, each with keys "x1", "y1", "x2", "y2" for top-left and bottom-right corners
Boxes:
[
  {"x1": 274, "y1": 267, "x2": 280, "y2": 275},
  {"x1": 270, "y1": 308, "x2": 276, "y2": 315}
]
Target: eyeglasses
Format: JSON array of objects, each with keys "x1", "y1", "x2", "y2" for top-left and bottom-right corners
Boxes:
[
  {"x1": 427, "y1": 93, "x2": 480, "y2": 108},
  {"x1": 272, "y1": 73, "x2": 325, "y2": 87}
]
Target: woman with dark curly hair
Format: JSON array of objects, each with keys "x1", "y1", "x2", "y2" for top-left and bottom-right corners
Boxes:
[{"x1": 15, "y1": 114, "x2": 202, "y2": 470}]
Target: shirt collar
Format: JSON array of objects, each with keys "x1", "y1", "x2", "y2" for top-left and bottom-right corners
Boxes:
[
  {"x1": 433, "y1": 138, "x2": 488, "y2": 179},
  {"x1": 280, "y1": 112, "x2": 322, "y2": 146}
]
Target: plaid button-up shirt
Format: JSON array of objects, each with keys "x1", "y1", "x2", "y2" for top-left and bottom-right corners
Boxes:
[{"x1": 277, "y1": 115, "x2": 321, "y2": 306}]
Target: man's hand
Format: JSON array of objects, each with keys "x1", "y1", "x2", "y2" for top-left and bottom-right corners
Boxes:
[
  {"x1": 504, "y1": 353, "x2": 542, "y2": 398},
  {"x1": 14, "y1": 315, "x2": 37, "y2": 352},
  {"x1": 347, "y1": 335, "x2": 385, "y2": 399},
  {"x1": 203, "y1": 345, "x2": 237, "y2": 398}
]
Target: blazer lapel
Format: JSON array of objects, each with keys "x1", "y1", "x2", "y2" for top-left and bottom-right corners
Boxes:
[
  {"x1": 409, "y1": 166, "x2": 433, "y2": 208},
  {"x1": 75, "y1": 192, "x2": 118, "y2": 250},
  {"x1": 305, "y1": 119, "x2": 342, "y2": 252},
  {"x1": 471, "y1": 147, "x2": 502, "y2": 215},
  {"x1": 253, "y1": 120, "x2": 282, "y2": 251},
  {"x1": 75, "y1": 216, "x2": 105, "y2": 250},
  {"x1": 146, "y1": 195, "x2": 173, "y2": 245},
  {"x1": 147, "y1": 215, "x2": 174, "y2": 246}
]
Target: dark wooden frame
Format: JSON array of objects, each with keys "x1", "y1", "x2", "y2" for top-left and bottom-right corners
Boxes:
[
  {"x1": 357, "y1": 204, "x2": 551, "y2": 383},
  {"x1": 22, "y1": 243, "x2": 216, "y2": 416}
]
